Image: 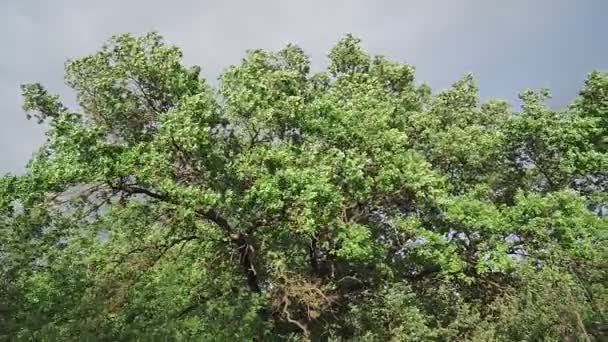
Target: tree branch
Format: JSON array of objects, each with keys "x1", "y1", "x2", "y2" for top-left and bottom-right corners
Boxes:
[{"x1": 110, "y1": 181, "x2": 262, "y2": 293}]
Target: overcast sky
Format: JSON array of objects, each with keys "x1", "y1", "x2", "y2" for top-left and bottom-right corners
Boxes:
[{"x1": 1, "y1": 0, "x2": 607, "y2": 174}]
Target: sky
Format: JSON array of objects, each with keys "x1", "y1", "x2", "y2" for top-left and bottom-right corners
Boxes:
[{"x1": 1, "y1": 0, "x2": 607, "y2": 174}]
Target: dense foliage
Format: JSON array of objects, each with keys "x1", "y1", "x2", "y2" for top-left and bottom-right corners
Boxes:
[{"x1": 1, "y1": 32, "x2": 606, "y2": 341}]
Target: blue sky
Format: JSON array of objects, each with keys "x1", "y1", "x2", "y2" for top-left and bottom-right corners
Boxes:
[{"x1": 1, "y1": 0, "x2": 607, "y2": 173}]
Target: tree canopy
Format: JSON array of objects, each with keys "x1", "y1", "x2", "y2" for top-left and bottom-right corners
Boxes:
[{"x1": 1, "y1": 32, "x2": 606, "y2": 341}]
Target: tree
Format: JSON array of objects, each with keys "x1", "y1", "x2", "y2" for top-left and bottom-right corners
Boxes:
[{"x1": 1, "y1": 32, "x2": 606, "y2": 341}]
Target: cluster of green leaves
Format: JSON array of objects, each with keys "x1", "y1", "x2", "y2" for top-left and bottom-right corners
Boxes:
[{"x1": 1, "y1": 32, "x2": 606, "y2": 341}]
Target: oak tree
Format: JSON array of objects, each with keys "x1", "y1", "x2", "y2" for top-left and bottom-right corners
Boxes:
[{"x1": 1, "y1": 32, "x2": 606, "y2": 341}]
